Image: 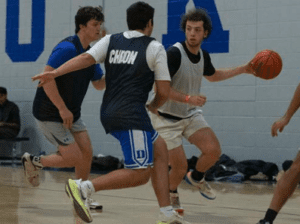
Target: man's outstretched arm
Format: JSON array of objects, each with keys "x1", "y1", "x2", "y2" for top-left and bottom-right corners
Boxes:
[{"x1": 32, "y1": 53, "x2": 96, "y2": 87}]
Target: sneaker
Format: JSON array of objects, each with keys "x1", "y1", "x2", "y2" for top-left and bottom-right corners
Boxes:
[
  {"x1": 88, "y1": 198, "x2": 103, "y2": 212},
  {"x1": 21, "y1": 152, "x2": 42, "y2": 187},
  {"x1": 156, "y1": 211, "x2": 190, "y2": 224},
  {"x1": 170, "y1": 193, "x2": 184, "y2": 215},
  {"x1": 65, "y1": 179, "x2": 93, "y2": 223},
  {"x1": 257, "y1": 220, "x2": 272, "y2": 224},
  {"x1": 184, "y1": 171, "x2": 216, "y2": 200}
]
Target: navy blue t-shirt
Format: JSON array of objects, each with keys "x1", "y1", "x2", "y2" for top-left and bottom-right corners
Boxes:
[
  {"x1": 33, "y1": 35, "x2": 103, "y2": 122},
  {"x1": 101, "y1": 33, "x2": 155, "y2": 133}
]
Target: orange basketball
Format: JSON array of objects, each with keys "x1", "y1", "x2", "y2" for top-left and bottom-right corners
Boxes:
[{"x1": 250, "y1": 49, "x2": 283, "y2": 80}]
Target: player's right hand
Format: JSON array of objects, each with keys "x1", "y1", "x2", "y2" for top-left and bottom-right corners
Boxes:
[
  {"x1": 59, "y1": 108, "x2": 74, "y2": 129},
  {"x1": 188, "y1": 95, "x2": 207, "y2": 106},
  {"x1": 32, "y1": 70, "x2": 57, "y2": 87},
  {"x1": 271, "y1": 116, "x2": 290, "y2": 137}
]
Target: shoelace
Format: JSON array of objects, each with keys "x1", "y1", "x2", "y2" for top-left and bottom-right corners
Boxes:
[{"x1": 203, "y1": 181, "x2": 212, "y2": 190}]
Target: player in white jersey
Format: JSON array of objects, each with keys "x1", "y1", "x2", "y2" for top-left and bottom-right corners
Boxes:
[{"x1": 150, "y1": 8, "x2": 255, "y2": 214}]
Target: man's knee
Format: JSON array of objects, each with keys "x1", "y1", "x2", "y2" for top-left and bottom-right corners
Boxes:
[
  {"x1": 58, "y1": 143, "x2": 83, "y2": 166},
  {"x1": 134, "y1": 167, "x2": 151, "y2": 185},
  {"x1": 205, "y1": 146, "x2": 221, "y2": 163},
  {"x1": 290, "y1": 161, "x2": 300, "y2": 174}
]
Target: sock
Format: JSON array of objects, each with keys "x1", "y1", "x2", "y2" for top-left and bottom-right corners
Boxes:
[
  {"x1": 160, "y1": 206, "x2": 174, "y2": 217},
  {"x1": 264, "y1": 209, "x2": 277, "y2": 223},
  {"x1": 191, "y1": 170, "x2": 205, "y2": 182},
  {"x1": 30, "y1": 155, "x2": 43, "y2": 169},
  {"x1": 170, "y1": 189, "x2": 178, "y2": 194}
]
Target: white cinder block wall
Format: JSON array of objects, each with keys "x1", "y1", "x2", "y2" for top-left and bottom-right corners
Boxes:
[{"x1": 1, "y1": 0, "x2": 300, "y2": 166}]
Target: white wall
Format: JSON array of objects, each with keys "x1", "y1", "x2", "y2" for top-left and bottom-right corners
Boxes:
[{"x1": 1, "y1": 0, "x2": 300, "y2": 166}]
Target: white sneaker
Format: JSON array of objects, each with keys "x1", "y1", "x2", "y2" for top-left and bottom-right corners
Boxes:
[
  {"x1": 88, "y1": 198, "x2": 103, "y2": 212},
  {"x1": 21, "y1": 152, "x2": 42, "y2": 187},
  {"x1": 170, "y1": 193, "x2": 184, "y2": 215},
  {"x1": 185, "y1": 171, "x2": 216, "y2": 200},
  {"x1": 156, "y1": 211, "x2": 190, "y2": 224},
  {"x1": 65, "y1": 179, "x2": 93, "y2": 223}
]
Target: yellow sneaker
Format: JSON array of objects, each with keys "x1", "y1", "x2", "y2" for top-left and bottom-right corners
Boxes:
[{"x1": 65, "y1": 179, "x2": 93, "y2": 223}]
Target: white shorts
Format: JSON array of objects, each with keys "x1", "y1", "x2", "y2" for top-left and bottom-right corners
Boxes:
[
  {"x1": 150, "y1": 112, "x2": 210, "y2": 150},
  {"x1": 35, "y1": 118, "x2": 87, "y2": 148}
]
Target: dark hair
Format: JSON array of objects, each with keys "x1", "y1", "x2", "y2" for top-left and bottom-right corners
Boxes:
[
  {"x1": 180, "y1": 8, "x2": 212, "y2": 39},
  {"x1": 127, "y1": 1, "x2": 154, "y2": 30},
  {"x1": 75, "y1": 6, "x2": 104, "y2": 33},
  {"x1": 0, "y1": 87, "x2": 7, "y2": 95}
]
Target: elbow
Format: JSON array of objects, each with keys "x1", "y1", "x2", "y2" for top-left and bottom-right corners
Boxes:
[
  {"x1": 95, "y1": 85, "x2": 105, "y2": 91},
  {"x1": 98, "y1": 86, "x2": 106, "y2": 91}
]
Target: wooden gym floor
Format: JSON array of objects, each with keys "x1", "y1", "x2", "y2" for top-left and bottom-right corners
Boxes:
[{"x1": 0, "y1": 166, "x2": 299, "y2": 224}]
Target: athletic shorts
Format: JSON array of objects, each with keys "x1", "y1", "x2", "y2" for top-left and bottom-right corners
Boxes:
[
  {"x1": 35, "y1": 118, "x2": 87, "y2": 148},
  {"x1": 150, "y1": 112, "x2": 210, "y2": 150},
  {"x1": 111, "y1": 129, "x2": 158, "y2": 169}
]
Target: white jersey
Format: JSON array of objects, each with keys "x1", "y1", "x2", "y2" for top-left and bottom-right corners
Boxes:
[{"x1": 158, "y1": 42, "x2": 204, "y2": 118}]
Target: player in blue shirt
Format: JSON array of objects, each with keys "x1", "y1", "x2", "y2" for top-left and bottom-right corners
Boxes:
[
  {"x1": 22, "y1": 6, "x2": 105, "y2": 212},
  {"x1": 32, "y1": 2, "x2": 190, "y2": 224}
]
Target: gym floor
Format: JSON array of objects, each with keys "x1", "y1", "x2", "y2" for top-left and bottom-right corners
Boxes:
[{"x1": 1, "y1": 166, "x2": 299, "y2": 224}]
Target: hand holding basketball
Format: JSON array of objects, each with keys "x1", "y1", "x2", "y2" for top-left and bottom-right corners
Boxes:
[{"x1": 249, "y1": 49, "x2": 283, "y2": 80}]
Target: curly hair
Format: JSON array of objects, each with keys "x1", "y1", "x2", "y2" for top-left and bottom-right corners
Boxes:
[{"x1": 180, "y1": 8, "x2": 212, "y2": 39}]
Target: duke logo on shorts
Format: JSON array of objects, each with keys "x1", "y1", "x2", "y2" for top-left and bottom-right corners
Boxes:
[{"x1": 111, "y1": 130, "x2": 158, "y2": 169}]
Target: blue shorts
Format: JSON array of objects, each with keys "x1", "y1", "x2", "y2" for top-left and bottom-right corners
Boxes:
[{"x1": 111, "y1": 129, "x2": 159, "y2": 169}]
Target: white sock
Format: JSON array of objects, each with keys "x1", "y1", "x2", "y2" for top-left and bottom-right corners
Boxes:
[
  {"x1": 83, "y1": 180, "x2": 95, "y2": 194},
  {"x1": 160, "y1": 206, "x2": 174, "y2": 217}
]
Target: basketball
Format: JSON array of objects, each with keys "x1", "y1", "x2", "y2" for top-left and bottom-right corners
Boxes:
[{"x1": 249, "y1": 49, "x2": 283, "y2": 80}]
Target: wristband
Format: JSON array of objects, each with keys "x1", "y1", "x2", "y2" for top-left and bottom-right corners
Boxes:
[{"x1": 185, "y1": 95, "x2": 191, "y2": 102}]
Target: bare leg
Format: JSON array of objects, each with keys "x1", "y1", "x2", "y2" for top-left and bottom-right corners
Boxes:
[
  {"x1": 72, "y1": 131, "x2": 93, "y2": 180},
  {"x1": 168, "y1": 146, "x2": 188, "y2": 191},
  {"x1": 188, "y1": 127, "x2": 221, "y2": 172},
  {"x1": 91, "y1": 167, "x2": 151, "y2": 191},
  {"x1": 151, "y1": 136, "x2": 171, "y2": 207},
  {"x1": 40, "y1": 131, "x2": 93, "y2": 180},
  {"x1": 40, "y1": 142, "x2": 83, "y2": 178},
  {"x1": 269, "y1": 151, "x2": 300, "y2": 212}
]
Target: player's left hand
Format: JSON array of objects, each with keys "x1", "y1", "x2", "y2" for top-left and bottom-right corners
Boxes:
[
  {"x1": 188, "y1": 94, "x2": 206, "y2": 107},
  {"x1": 32, "y1": 70, "x2": 57, "y2": 87}
]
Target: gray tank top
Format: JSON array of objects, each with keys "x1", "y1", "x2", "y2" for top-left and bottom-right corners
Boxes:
[{"x1": 159, "y1": 42, "x2": 204, "y2": 118}]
